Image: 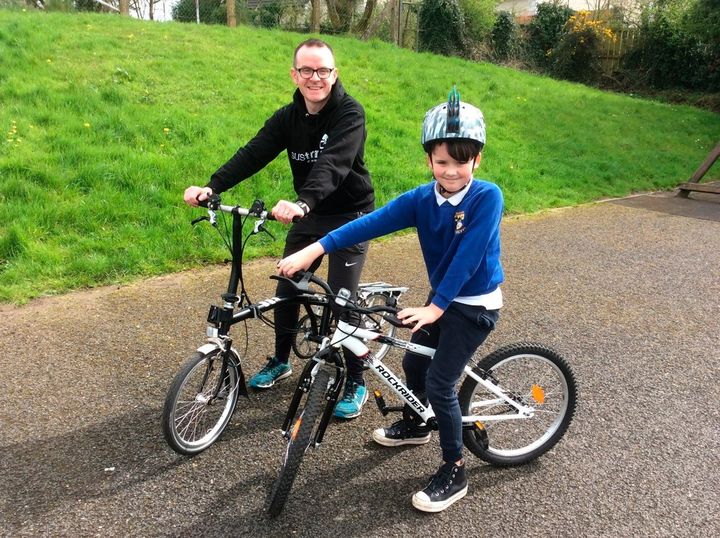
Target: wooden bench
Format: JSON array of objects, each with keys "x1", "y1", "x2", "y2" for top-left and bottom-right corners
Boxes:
[{"x1": 677, "y1": 142, "x2": 720, "y2": 197}]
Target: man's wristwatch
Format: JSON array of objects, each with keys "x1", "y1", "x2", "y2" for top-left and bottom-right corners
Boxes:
[{"x1": 295, "y1": 200, "x2": 310, "y2": 216}]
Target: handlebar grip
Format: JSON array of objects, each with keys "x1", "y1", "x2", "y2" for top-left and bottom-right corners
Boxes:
[
  {"x1": 262, "y1": 213, "x2": 301, "y2": 223},
  {"x1": 196, "y1": 193, "x2": 219, "y2": 209},
  {"x1": 382, "y1": 314, "x2": 406, "y2": 328},
  {"x1": 380, "y1": 312, "x2": 430, "y2": 336}
]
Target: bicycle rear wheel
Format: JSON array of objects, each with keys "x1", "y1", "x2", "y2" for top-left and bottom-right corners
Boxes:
[
  {"x1": 361, "y1": 292, "x2": 397, "y2": 361},
  {"x1": 266, "y1": 366, "x2": 331, "y2": 518},
  {"x1": 459, "y1": 343, "x2": 576, "y2": 466},
  {"x1": 162, "y1": 349, "x2": 240, "y2": 455}
]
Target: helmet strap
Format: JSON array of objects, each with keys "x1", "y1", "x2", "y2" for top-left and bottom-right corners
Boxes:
[{"x1": 437, "y1": 181, "x2": 470, "y2": 196}]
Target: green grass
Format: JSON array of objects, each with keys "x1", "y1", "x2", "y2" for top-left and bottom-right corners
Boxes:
[{"x1": 1, "y1": 10, "x2": 718, "y2": 304}]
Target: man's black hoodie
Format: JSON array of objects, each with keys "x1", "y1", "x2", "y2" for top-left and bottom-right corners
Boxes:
[{"x1": 208, "y1": 79, "x2": 374, "y2": 216}]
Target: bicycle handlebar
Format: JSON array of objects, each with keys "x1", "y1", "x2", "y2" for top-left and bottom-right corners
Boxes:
[
  {"x1": 198, "y1": 194, "x2": 302, "y2": 223},
  {"x1": 333, "y1": 290, "x2": 407, "y2": 329}
]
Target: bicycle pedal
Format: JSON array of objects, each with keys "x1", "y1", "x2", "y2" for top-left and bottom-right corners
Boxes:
[
  {"x1": 373, "y1": 390, "x2": 389, "y2": 415},
  {"x1": 473, "y1": 421, "x2": 489, "y2": 450}
]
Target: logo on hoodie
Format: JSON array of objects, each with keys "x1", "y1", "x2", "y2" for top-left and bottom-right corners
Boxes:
[{"x1": 291, "y1": 133, "x2": 328, "y2": 164}]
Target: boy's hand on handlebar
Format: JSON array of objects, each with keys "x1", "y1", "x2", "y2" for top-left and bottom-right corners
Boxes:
[
  {"x1": 276, "y1": 243, "x2": 325, "y2": 277},
  {"x1": 272, "y1": 200, "x2": 305, "y2": 224},
  {"x1": 184, "y1": 186, "x2": 213, "y2": 207},
  {"x1": 398, "y1": 304, "x2": 444, "y2": 333}
]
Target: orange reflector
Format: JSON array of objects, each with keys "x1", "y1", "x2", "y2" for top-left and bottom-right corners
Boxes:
[
  {"x1": 531, "y1": 384, "x2": 545, "y2": 404},
  {"x1": 291, "y1": 418, "x2": 302, "y2": 440},
  {"x1": 373, "y1": 390, "x2": 382, "y2": 398},
  {"x1": 474, "y1": 421, "x2": 485, "y2": 430}
]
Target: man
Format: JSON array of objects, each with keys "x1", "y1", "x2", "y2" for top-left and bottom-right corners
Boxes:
[{"x1": 183, "y1": 39, "x2": 374, "y2": 419}]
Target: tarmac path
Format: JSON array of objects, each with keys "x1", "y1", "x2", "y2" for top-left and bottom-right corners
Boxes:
[{"x1": 1, "y1": 191, "x2": 718, "y2": 537}]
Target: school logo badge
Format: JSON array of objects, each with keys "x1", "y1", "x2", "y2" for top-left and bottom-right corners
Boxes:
[{"x1": 454, "y1": 211, "x2": 465, "y2": 234}]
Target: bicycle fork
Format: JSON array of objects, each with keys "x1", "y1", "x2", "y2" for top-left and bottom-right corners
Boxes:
[
  {"x1": 197, "y1": 337, "x2": 249, "y2": 401},
  {"x1": 280, "y1": 346, "x2": 345, "y2": 449}
]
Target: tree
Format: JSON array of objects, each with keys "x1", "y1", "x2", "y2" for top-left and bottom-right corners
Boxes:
[
  {"x1": 418, "y1": 0, "x2": 466, "y2": 56},
  {"x1": 623, "y1": 0, "x2": 718, "y2": 90},
  {"x1": 324, "y1": 0, "x2": 377, "y2": 33},
  {"x1": 526, "y1": 2, "x2": 575, "y2": 69},
  {"x1": 172, "y1": 0, "x2": 226, "y2": 23},
  {"x1": 459, "y1": 0, "x2": 497, "y2": 42},
  {"x1": 491, "y1": 11, "x2": 518, "y2": 61}
]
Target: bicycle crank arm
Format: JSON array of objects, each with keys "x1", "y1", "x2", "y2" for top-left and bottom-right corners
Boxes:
[{"x1": 372, "y1": 390, "x2": 404, "y2": 416}]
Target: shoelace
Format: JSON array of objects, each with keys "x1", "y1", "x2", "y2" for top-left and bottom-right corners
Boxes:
[
  {"x1": 260, "y1": 359, "x2": 281, "y2": 374},
  {"x1": 427, "y1": 464, "x2": 458, "y2": 495},
  {"x1": 343, "y1": 383, "x2": 358, "y2": 400}
]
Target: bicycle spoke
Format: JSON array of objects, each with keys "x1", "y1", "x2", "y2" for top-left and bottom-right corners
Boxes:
[{"x1": 163, "y1": 351, "x2": 241, "y2": 455}]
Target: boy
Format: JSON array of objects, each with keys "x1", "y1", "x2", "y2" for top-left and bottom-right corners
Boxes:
[{"x1": 276, "y1": 87, "x2": 503, "y2": 512}]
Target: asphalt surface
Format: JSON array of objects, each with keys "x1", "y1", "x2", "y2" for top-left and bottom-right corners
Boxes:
[{"x1": 1, "y1": 190, "x2": 718, "y2": 537}]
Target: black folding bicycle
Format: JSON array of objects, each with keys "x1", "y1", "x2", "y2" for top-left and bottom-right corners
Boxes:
[{"x1": 161, "y1": 196, "x2": 406, "y2": 455}]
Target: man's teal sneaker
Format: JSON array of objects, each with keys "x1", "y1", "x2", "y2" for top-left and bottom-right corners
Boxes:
[
  {"x1": 248, "y1": 357, "x2": 292, "y2": 389},
  {"x1": 333, "y1": 381, "x2": 368, "y2": 419}
]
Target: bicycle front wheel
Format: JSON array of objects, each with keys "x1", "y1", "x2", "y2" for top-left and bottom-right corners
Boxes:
[
  {"x1": 162, "y1": 349, "x2": 241, "y2": 455},
  {"x1": 292, "y1": 314, "x2": 320, "y2": 360},
  {"x1": 459, "y1": 343, "x2": 577, "y2": 466},
  {"x1": 266, "y1": 366, "x2": 331, "y2": 518}
]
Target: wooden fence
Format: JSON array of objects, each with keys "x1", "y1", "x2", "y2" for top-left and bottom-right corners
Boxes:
[{"x1": 598, "y1": 28, "x2": 638, "y2": 73}]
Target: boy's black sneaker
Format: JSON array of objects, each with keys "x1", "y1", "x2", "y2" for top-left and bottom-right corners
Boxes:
[
  {"x1": 411, "y1": 461, "x2": 468, "y2": 513},
  {"x1": 372, "y1": 419, "x2": 431, "y2": 447}
]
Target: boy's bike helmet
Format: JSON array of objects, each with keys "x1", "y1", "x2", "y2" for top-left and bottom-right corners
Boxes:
[{"x1": 421, "y1": 86, "x2": 485, "y2": 148}]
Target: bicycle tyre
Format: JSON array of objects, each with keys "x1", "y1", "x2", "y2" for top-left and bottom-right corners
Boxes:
[
  {"x1": 459, "y1": 342, "x2": 577, "y2": 466},
  {"x1": 361, "y1": 292, "x2": 397, "y2": 361},
  {"x1": 266, "y1": 366, "x2": 331, "y2": 518},
  {"x1": 162, "y1": 349, "x2": 240, "y2": 456}
]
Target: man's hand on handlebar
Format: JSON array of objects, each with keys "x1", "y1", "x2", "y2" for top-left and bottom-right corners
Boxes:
[
  {"x1": 184, "y1": 186, "x2": 213, "y2": 207},
  {"x1": 277, "y1": 242, "x2": 326, "y2": 277},
  {"x1": 272, "y1": 200, "x2": 305, "y2": 225},
  {"x1": 397, "y1": 304, "x2": 444, "y2": 333}
]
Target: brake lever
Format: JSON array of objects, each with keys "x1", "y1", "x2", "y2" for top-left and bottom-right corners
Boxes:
[{"x1": 253, "y1": 219, "x2": 276, "y2": 240}]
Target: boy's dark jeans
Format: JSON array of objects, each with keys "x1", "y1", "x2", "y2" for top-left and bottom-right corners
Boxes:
[{"x1": 402, "y1": 299, "x2": 499, "y2": 463}]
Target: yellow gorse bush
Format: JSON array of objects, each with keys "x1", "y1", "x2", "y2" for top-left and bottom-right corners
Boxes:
[{"x1": 566, "y1": 10, "x2": 616, "y2": 43}]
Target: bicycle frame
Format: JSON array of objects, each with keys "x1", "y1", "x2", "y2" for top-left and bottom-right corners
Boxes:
[
  {"x1": 331, "y1": 319, "x2": 537, "y2": 425},
  {"x1": 281, "y1": 297, "x2": 539, "y2": 450},
  {"x1": 194, "y1": 198, "x2": 336, "y2": 400}
]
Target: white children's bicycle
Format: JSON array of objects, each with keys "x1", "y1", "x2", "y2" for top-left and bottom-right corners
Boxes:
[{"x1": 266, "y1": 285, "x2": 577, "y2": 518}]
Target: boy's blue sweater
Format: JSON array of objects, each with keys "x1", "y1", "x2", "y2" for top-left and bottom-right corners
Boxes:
[{"x1": 319, "y1": 179, "x2": 504, "y2": 310}]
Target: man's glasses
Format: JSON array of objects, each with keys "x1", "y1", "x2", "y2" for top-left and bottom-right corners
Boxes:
[{"x1": 295, "y1": 67, "x2": 335, "y2": 79}]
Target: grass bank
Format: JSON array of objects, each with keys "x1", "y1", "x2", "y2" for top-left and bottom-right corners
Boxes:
[{"x1": 1, "y1": 10, "x2": 718, "y2": 303}]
